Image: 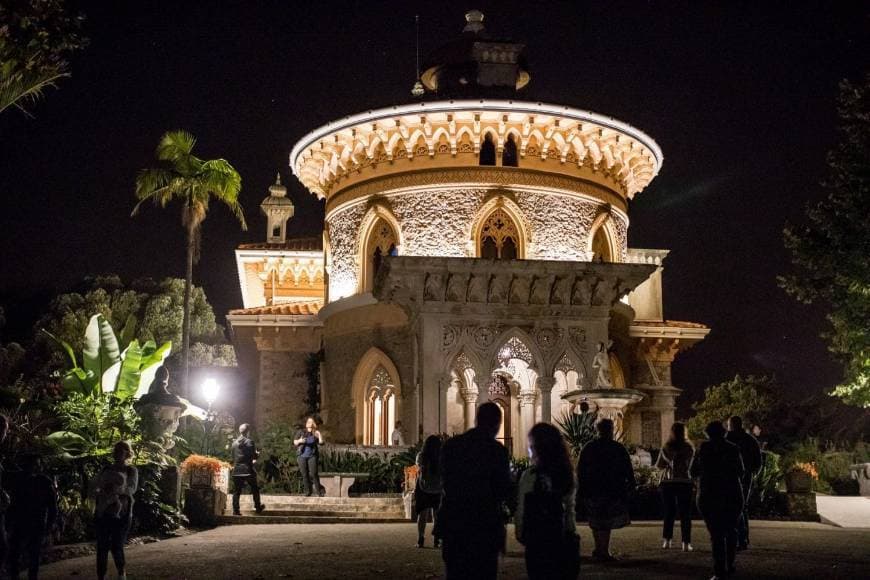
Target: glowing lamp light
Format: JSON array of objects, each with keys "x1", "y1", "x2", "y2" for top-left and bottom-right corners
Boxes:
[{"x1": 202, "y1": 378, "x2": 220, "y2": 408}]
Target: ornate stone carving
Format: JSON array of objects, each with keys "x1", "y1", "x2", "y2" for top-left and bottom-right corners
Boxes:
[
  {"x1": 424, "y1": 273, "x2": 445, "y2": 301},
  {"x1": 446, "y1": 273, "x2": 468, "y2": 302},
  {"x1": 529, "y1": 275, "x2": 552, "y2": 304},
  {"x1": 568, "y1": 328, "x2": 588, "y2": 353},
  {"x1": 473, "y1": 326, "x2": 498, "y2": 349},
  {"x1": 488, "y1": 274, "x2": 510, "y2": 303},
  {"x1": 534, "y1": 327, "x2": 560, "y2": 352},
  {"x1": 441, "y1": 325, "x2": 458, "y2": 348},
  {"x1": 467, "y1": 273, "x2": 488, "y2": 302},
  {"x1": 509, "y1": 275, "x2": 530, "y2": 304}
]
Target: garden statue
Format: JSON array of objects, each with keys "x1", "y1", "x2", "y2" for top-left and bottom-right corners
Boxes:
[
  {"x1": 134, "y1": 366, "x2": 187, "y2": 452},
  {"x1": 592, "y1": 340, "x2": 614, "y2": 388}
]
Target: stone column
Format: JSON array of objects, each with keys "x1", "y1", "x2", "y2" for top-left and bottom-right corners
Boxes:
[
  {"x1": 518, "y1": 390, "x2": 537, "y2": 457},
  {"x1": 535, "y1": 376, "x2": 556, "y2": 423},
  {"x1": 461, "y1": 388, "x2": 478, "y2": 431}
]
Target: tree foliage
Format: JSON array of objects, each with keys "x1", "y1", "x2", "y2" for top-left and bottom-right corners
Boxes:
[
  {"x1": 780, "y1": 75, "x2": 870, "y2": 407},
  {"x1": 35, "y1": 275, "x2": 221, "y2": 370},
  {"x1": 0, "y1": 0, "x2": 87, "y2": 116},
  {"x1": 686, "y1": 374, "x2": 776, "y2": 440}
]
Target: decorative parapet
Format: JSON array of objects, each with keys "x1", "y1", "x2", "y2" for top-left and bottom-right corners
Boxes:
[
  {"x1": 290, "y1": 101, "x2": 662, "y2": 200},
  {"x1": 372, "y1": 256, "x2": 654, "y2": 314},
  {"x1": 625, "y1": 248, "x2": 669, "y2": 266}
]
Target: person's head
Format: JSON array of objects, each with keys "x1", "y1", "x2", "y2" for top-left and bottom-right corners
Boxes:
[
  {"x1": 395, "y1": 421, "x2": 403, "y2": 429},
  {"x1": 112, "y1": 440, "x2": 133, "y2": 464},
  {"x1": 705, "y1": 421, "x2": 727, "y2": 440},
  {"x1": 752, "y1": 424, "x2": 762, "y2": 437},
  {"x1": 239, "y1": 423, "x2": 250, "y2": 436},
  {"x1": 475, "y1": 402, "x2": 502, "y2": 438},
  {"x1": 728, "y1": 416, "x2": 743, "y2": 432},
  {"x1": 305, "y1": 417, "x2": 317, "y2": 430},
  {"x1": 0, "y1": 414, "x2": 8, "y2": 443},
  {"x1": 421, "y1": 434, "x2": 442, "y2": 463},
  {"x1": 19, "y1": 453, "x2": 41, "y2": 474},
  {"x1": 668, "y1": 422, "x2": 687, "y2": 445},
  {"x1": 527, "y1": 423, "x2": 573, "y2": 493},
  {"x1": 579, "y1": 402, "x2": 590, "y2": 414},
  {"x1": 596, "y1": 418, "x2": 615, "y2": 440}
]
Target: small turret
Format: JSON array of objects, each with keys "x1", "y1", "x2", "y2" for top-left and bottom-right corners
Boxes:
[{"x1": 261, "y1": 173, "x2": 295, "y2": 243}]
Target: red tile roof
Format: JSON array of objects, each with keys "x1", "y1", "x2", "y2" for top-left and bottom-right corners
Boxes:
[
  {"x1": 237, "y1": 237, "x2": 322, "y2": 251},
  {"x1": 228, "y1": 301, "x2": 322, "y2": 316},
  {"x1": 632, "y1": 320, "x2": 708, "y2": 329}
]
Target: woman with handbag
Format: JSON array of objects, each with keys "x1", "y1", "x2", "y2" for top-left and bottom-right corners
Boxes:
[
  {"x1": 515, "y1": 423, "x2": 579, "y2": 580},
  {"x1": 656, "y1": 422, "x2": 695, "y2": 551}
]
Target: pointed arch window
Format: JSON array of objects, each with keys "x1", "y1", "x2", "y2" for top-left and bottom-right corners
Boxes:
[
  {"x1": 366, "y1": 365, "x2": 396, "y2": 445},
  {"x1": 479, "y1": 208, "x2": 520, "y2": 260},
  {"x1": 479, "y1": 134, "x2": 496, "y2": 166},
  {"x1": 502, "y1": 134, "x2": 518, "y2": 167},
  {"x1": 364, "y1": 218, "x2": 398, "y2": 292},
  {"x1": 591, "y1": 226, "x2": 613, "y2": 263}
]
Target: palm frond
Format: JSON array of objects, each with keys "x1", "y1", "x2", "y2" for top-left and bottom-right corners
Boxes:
[
  {"x1": 0, "y1": 69, "x2": 68, "y2": 117},
  {"x1": 156, "y1": 130, "x2": 197, "y2": 164}
]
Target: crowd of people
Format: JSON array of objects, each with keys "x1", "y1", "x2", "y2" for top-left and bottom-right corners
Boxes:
[{"x1": 405, "y1": 404, "x2": 763, "y2": 580}]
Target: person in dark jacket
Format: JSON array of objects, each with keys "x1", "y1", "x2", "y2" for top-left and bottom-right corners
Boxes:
[
  {"x1": 231, "y1": 424, "x2": 265, "y2": 515},
  {"x1": 415, "y1": 435, "x2": 443, "y2": 548},
  {"x1": 7, "y1": 453, "x2": 58, "y2": 580},
  {"x1": 726, "y1": 415, "x2": 762, "y2": 549},
  {"x1": 439, "y1": 402, "x2": 511, "y2": 580},
  {"x1": 293, "y1": 417, "x2": 324, "y2": 497},
  {"x1": 93, "y1": 441, "x2": 138, "y2": 580},
  {"x1": 691, "y1": 421, "x2": 745, "y2": 580},
  {"x1": 655, "y1": 422, "x2": 695, "y2": 551},
  {"x1": 577, "y1": 418, "x2": 635, "y2": 561}
]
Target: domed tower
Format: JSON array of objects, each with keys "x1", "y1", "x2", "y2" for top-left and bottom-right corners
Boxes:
[{"x1": 231, "y1": 10, "x2": 708, "y2": 452}]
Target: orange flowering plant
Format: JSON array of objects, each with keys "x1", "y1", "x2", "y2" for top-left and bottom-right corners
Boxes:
[
  {"x1": 181, "y1": 454, "x2": 230, "y2": 474},
  {"x1": 790, "y1": 461, "x2": 819, "y2": 480}
]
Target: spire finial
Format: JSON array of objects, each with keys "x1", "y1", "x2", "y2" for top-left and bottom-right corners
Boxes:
[
  {"x1": 275, "y1": 172, "x2": 282, "y2": 185},
  {"x1": 464, "y1": 9, "x2": 484, "y2": 34},
  {"x1": 411, "y1": 15, "x2": 424, "y2": 97}
]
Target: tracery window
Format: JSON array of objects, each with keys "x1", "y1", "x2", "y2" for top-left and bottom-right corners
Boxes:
[
  {"x1": 591, "y1": 226, "x2": 612, "y2": 262},
  {"x1": 364, "y1": 218, "x2": 398, "y2": 291},
  {"x1": 480, "y1": 208, "x2": 519, "y2": 259},
  {"x1": 366, "y1": 365, "x2": 396, "y2": 445},
  {"x1": 479, "y1": 134, "x2": 496, "y2": 166},
  {"x1": 502, "y1": 134, "x2": 518, "y2": 167}
]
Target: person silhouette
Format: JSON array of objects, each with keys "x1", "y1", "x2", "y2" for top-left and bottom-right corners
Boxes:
[
  {"x1": 577, "y1": 418, "x2": 634, "y2": 561},
  {"x1": 439, "y1": 402, "x2": 511, "y2": 580},
  {"x1": 691, "y1": 421, "x2": 745, "y2": 580},
  {"x1": 656, "y1": 422, "x2": 695, "y2": 551},
  {"x1": 726, "y1": 415, "x2": 762, "y2": 549}
]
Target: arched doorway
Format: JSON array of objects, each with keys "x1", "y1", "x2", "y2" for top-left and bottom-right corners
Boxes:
[
  {"x1": 479, "y1": 208, "x2": 520, "y2": 259},
  {"x1": 363, "y1": 217, "x2": 398, "y2": 292},
  {"x1": 488, "y1": 373, "x2": 512, "y2": 451}
]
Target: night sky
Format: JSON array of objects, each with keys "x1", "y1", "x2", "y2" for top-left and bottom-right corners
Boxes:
[{"x1": 1, "y1": 1, "x2": 866, "y2": 415}]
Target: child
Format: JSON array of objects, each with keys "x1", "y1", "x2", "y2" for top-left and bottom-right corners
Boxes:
[{"x1": 95, "y1": 469, "x2": 128, "y2": 518}]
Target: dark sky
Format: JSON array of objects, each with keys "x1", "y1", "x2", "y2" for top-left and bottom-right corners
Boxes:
[{"x1": 1, "y1": 1, "x2": 866, "y2": 414}]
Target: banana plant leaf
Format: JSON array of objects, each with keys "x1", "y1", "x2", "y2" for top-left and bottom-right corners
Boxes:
[
  {"x1": 133, "y1": 341, "x2": 172, "y2": 399},
  {"x1": 61, "y1": 367, "x2": 97, "y2": 397},
  {"x1": 118, "y1": 314, "x2": 138, "y2": 351},
  {"x1": 40, "y1": 329, "x2": 78, "y2": 368},
  {"x1": 44, "y1": 430, "x2": 90, "y2": 456},
  {"x1": 83, "y1": 314, "x2": 121, "y2": 387}
]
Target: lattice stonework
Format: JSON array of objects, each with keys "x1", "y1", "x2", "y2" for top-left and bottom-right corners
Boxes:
[
  {"x1": 555, "y1": 352, "x2": 576, "y2": 373},
  {"x1": 371, "y1": 365, "x2": 392, "y2": 389},
  {"x1": 480, "y1": 208, "x2": 519, "y2": 251},
  {"x1": 499, "y1": 336, "x2": 533, "y2": 365},
  {"x1": 368, "y1": 220, "x2": 397, "y2": 255}
]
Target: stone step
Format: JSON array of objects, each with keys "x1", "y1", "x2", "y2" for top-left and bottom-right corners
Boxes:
[
  {"x1": 235, "y1": 510, "x2": 406, "y2": 518},
  {"x1": 234, "y1": 494, "x2": 402, "y2": 505},
  {"x1": 236, "y1": 503, "x2": 403, "y2": 513},
  {"x1": 217, "y1": 514, "x2": 408, "y2": 525}
]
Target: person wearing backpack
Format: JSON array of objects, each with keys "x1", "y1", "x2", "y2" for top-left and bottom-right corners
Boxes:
[{"x1": 516, "y1": 423, "x2": 579, "y2": 580}]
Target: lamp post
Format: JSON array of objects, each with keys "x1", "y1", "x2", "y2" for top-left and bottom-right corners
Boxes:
[{"x1": 201, "y1": 378, "x2": 220, "y2": 455}]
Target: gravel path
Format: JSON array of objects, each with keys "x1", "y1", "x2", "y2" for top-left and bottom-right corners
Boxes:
[{"x1": 39, "y1": 520, "x2": 870, "y2": 579}]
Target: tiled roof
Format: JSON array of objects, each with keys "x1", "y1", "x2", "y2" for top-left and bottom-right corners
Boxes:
[
  {"x1": 237, "y1": 237, "x2": 322, "y2": 251},
  {"x1": 228, "y1": 301, "x2": 322, "y2": 316},
  {"x1": 632, "y1": 320, "x2": 708, "y2": 329}
]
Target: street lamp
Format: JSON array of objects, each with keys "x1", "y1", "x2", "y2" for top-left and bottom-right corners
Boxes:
[{"x1": 201, "y1": 378, "x2": 220, "y2": 455}]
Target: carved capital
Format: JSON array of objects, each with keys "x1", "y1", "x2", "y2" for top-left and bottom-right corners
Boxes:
[
  {"x1": 535, "y1": 376, "x2": 556, "y2": 392},
  {"x1": 518, "y1": 390, "x2": 537, "y2": 406}
]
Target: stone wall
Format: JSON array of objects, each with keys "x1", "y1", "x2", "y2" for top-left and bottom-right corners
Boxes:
[
  {"x1": 321, "y1": 325, "x2": 415, "y2": 444},
  {"x1": 326, "y1": 185, "x2": 622, "y2": 299},
  {"x1": 256, "y1": 350, "x2": 312, "y2": 428}
]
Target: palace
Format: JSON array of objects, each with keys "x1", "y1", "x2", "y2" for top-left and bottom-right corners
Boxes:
[{"x1": 227, "y1": 11, "x2": 709, "y2": 455}]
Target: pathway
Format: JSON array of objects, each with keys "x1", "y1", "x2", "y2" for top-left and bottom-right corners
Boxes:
[{"x1": 40, "y1": 521, "x2": 870, "y2": 579}]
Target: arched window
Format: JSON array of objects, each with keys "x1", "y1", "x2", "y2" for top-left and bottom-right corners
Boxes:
[
  {"x1": 366, "y1": 365, "x2": 397, "y2": 445},
  {"x1": 479, "y1": 208, "x2": 520, "y2": 260},
  {"x1": 479, "y1": 133, "x2": 496, "y2": 166},
  {"x1": 502, "y1": 134, "x2": 518, "y2": 167},
  {"x1": 591, "y1": 226, "x2": 612, "y2": 263},
  {"x1": 364, "y1": 218, "x2": 398, "y2": 291}
]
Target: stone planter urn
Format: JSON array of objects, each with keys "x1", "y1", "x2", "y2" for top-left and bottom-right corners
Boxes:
[
  {"x1": 133, "y1": 367, "x2": 186, "y2": 452},
  {"x1": 785, "y1": 470, "x2": 813, "y2": 493},
  {"x1": 181, "y1": 456, "x2": 231, "y2": 525}
]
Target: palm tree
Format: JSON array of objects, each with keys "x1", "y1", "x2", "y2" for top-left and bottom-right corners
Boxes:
[{"x1": 133, "y1": 130, "x2": 246, "y2": 390}]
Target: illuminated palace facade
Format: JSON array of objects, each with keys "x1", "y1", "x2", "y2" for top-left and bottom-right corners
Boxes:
[{"x1": 227, "y1": 11, "x2": 708, "y2": 455}]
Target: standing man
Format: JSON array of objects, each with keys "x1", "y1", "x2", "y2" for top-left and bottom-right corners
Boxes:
[
  {"x1": 439, "y1": 402, "x2": 511, "y2": 580},
  {"x1": 231, "y1": 424, "x2": 265, "y2": 516},
  {"x1": 726, "y1": 416, "x2": 762, "y2": 550},
  {"x1": 391, "y1": 420, "x2": 406, "y2": 446}
]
